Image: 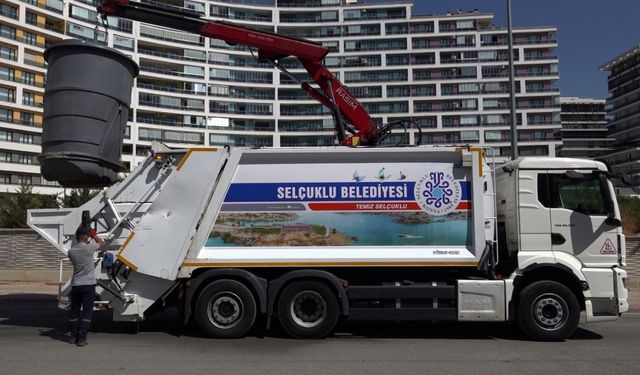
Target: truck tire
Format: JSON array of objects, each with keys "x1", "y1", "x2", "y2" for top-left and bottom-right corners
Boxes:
[
  {"x1": 517, "y1": 280, "x2": 580, "y2": 341},
  {"x1": 277, "y1": 281, "x2": 339, "y2": 339},
  {"x1": 195, "y1": 279, "x2": 257, "y2": 338}
]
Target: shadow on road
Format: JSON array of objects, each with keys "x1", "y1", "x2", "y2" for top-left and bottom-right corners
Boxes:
[{"x1": 0, "y1": 294, "x2": 603, "y2": 342}]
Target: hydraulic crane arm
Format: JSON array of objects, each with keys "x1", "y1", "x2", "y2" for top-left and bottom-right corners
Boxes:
[{"x1": 98, "y1": 0, "x2": 381, "y2": 146}]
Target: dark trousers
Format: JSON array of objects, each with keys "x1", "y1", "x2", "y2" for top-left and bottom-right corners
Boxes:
[{"x1": 69, "y1": 285, "x2": 95, "y2": 340}]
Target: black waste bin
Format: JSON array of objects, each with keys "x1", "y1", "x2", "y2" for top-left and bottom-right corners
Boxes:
[{"x1": 40, "y1": 39, "x2": 139, "y2": 188}]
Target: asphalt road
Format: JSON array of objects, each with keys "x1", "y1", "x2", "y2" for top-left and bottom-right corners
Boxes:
[{"x1": 1, "y1": 294, "x2": 639, "y2": 375}]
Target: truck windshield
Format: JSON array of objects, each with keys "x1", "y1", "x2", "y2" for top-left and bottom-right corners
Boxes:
[{"x1": 538, "y1": 173, "x2": 607, "y2": 216}]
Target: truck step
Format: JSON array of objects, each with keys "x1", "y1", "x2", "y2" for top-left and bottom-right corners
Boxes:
[
  {"x1": 346, "y1": 283, "x2": 457, "y2": 321},
  {"x1": 347, "y1": 284, "x2": 455, "y2": 299},
  {"x1": 348, "y1": 307, "x2": 457, "y2": 321}
]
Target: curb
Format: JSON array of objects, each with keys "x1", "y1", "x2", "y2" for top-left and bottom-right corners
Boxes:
[{"x1": 0, "y1": 294, "x2": 57, "y2": 303}]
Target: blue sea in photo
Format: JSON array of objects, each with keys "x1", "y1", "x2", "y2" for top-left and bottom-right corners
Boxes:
[{"x1": 205, "y1": 211, "x2": 471, "y2": 247}]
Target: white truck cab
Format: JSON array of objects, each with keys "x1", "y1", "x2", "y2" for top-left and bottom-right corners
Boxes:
[{"x1": 496, "y1": 157, "x2": 628, "y2": 337}]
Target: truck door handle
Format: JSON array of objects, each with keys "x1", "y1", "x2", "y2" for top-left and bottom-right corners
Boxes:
[{"x1": 551, "y1": 233, "x2": 566, "y2": 245}]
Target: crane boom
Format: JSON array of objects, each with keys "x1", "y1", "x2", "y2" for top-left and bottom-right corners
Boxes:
[{"x1": 98, "y1": 0, "x2": 381, "y2": 146}]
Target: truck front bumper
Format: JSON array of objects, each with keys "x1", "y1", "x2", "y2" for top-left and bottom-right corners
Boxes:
[{"x1": 580, "y1": 267, "x2": 628, "y2": 324}]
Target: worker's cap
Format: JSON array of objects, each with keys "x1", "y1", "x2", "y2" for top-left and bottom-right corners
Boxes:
[{"x1": 75, "y1": 225, "x2": 90, "y2": 238}]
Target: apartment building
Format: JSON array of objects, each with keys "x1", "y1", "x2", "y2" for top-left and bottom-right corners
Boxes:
[
  {"x1": 600, "y1": 44, "x2": 640, "y2": 187},
  {"x1": 0, "y1": 0, "x2": 561, "y2": 194},
  {"x1": 556, "y1": 97, "x2": 611, "y2": 159}
]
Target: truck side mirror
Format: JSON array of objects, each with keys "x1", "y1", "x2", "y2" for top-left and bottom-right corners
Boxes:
[
  {"x1": 598, "y1": 173, "x2": 620, "y2": 226},
  {"x1": 605, "y1": 217, "x2": 622, "y2": 227}
]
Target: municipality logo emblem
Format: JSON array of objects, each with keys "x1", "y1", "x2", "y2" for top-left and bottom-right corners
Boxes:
[{"x1": 415, "y1": 170, "x2": 461, "y2": 216}]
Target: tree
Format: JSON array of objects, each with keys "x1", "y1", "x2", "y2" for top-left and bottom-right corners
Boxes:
[
  {"x1": 59, "y1": 188, "x2": 99, "y2": 208},
  {"x1": 0, "y1": 184, "x2": 58, "y2": 228},
  {"x1": 618, "y1": 195, "x2": 640, "y2": 235}
]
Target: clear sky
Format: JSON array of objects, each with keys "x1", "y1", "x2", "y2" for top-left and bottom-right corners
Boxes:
[{"x1": 408, "y1": 0, "x2": 640, "y2": 100}]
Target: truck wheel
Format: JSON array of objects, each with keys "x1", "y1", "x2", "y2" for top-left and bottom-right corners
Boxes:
[
  {"x1": 277, "y1": 281, "x2": 339, "y2": 339},
  {"x1": 517, "y1": 281, "x2": 580, "y2": 341},
  {"x1": 195, "y1": 279, "x2": 257, "y2": 338}
]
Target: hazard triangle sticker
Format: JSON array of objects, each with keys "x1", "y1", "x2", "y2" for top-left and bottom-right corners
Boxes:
[{"x1": 600, "y1": 238, "x2": 617, "y2": 255}]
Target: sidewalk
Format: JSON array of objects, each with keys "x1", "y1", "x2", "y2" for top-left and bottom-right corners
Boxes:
[
  {"x1": 1, "y1": 281, "x2": 639, "y2": 312},
  {"x1": 0, "y1": 282, "x2": 59, "y2": 302}
]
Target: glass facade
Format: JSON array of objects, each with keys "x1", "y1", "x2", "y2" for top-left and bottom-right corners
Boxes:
[{"x1": 0, "y1": 0, "x2": 561, "y2": 193}]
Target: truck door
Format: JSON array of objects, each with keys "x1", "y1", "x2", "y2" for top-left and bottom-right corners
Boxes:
[{"x1": 538, "y1": 171, "x2": 619, "y2": 266}]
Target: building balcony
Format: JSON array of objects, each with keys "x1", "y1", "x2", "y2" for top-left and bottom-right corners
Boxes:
[
  {"x1": 514, "y1": 38, "x2": 557, "y2": 45},
  {"x1": 141, "y1": 0, "x2": 204, "y2": 15},
  {"x1": 136, "y1": 117, "x2": 206, "y2": 129},
  {"x1": 139, "y1": 66, "x2": 205, "y2": 79},
  {"x1": 0, "y1": 8, "x2": 18, "y2": 20},
  {"x1": 277, "y1": 0, "x2": 341, "y2": 7},
  {"x1": 138, "y1": 48, "x2": 206, "y2": 63},
  {"x1": 138, "y1": 100, "x2": 205, "y2": 112},
  {"x1": 137, "y1": 82, "x2": 206, "y2": 96},
  {"x1": 19, "y1": 0, "x2": 64, "y2": 14},
  {"x1": 524, "y1": 55, "x2": 558, "y2": 61},
  {"x1": 139, "y1": 30, "x2": 204, "y2": 47},
  {"x1": 210, "y1": 107, "x2": 273, "y2": 116}
]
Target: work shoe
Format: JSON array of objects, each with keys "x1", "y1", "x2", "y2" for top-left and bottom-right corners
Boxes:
[
  {"x1": 76, "y1": 338, "x2": 88, "y2": 347},
  {"x1": 68, "y1": 336, "x2": 77, "y2": 345}
]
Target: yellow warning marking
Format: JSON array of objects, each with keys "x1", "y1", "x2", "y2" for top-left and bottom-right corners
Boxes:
[
  {"x1": 116, "y1": 254, "x2": 138, "y2": 272},
  {"x1": 115, "y1": 232, "x2": 138, "y2": 271},
  {"x1": 116, "y1": 231, "x2": 135, "y2": 255}
]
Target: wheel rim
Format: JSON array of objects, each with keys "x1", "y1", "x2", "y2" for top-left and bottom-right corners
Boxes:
[
  {"x1": 290, "y1": 290, "x2": 327, "y2": 328},
  {"x1": 207, "y1": 292, "x2": 244, "y2": 329},
  {"x1": 531, "y1": 293, "x2": 569, "y2": 331}
]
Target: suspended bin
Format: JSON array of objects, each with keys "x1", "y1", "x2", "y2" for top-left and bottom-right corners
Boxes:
[{"x1": 40, "y1": 39, "x2": 139, "y2": 188}]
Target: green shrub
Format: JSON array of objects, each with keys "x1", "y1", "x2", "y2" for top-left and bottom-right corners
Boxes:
[
  {"x1": 0, "y1": 184, "x2": 58, "y2": 228},
  {"x1": 618, "y1": 195, "x2": 640, "y2": 235}
]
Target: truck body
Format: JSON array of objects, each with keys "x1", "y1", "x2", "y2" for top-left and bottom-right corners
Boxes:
[{"x1": 28, "y1": 146, "x2": 629, "y2": 340}]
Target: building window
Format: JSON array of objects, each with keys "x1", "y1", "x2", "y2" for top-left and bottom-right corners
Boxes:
[
  {"x1": 25, "y1": 11, "x2": 38, "y2": 25},
  {"x1": 460, "y1": 130, "x2": 479, "y2": 142},
  {"x1": 20, "y1": 113, "x2": 34, "y2": 126},
  {"x1": 17, "y1": 154, "x2": 32, "y2": 164},
  {"x1": 22, "y1": 71, "x2": 35, "y2": 85},
  {"x1": 23, "y1": 32, "x2": 37, "y2": 46},
  {"x1": 41, "y1": 178, "x2": 59, "y2": 186},
  {"x1": 0, "y1": 4, "x2": 18, "y2": 19},
  {"x1": 0, "y1": 86, "x2": 14, "y2": 102},
  {"x1": 0, "y1": 45, "x2": 16, "y2": 61},
  {"x1": 0, "y1": 108, "x2": 12, "y2": 122},
  {"x1": 44, "y1": 0, "x2": 64, "y2": 13},
  {"x1": 23, "y1": 92, "x2": 35, "y2": 106},
  {"x1": 113, "y1": 35, "x2": 134, "y2": 51},
  {"x1": 456, "y1": 20, "x2": 475, "y2": 30},
  {"x1": 0, "y1": 25, "x2": 16, "y2": 40},
  {"x1": 16, "y1": 132, "x2": 33, "y2": 143},
  {"x1": 16, "y1": 174, "x2": 32, "y2": 185},
  {"x1": 0, "y1": 65, "x2": 13, "y2": 81}
]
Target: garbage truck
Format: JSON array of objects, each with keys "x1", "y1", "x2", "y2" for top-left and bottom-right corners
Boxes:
[{"x1": 27, "y1": 0, "x2": 628, "y2": 340}]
